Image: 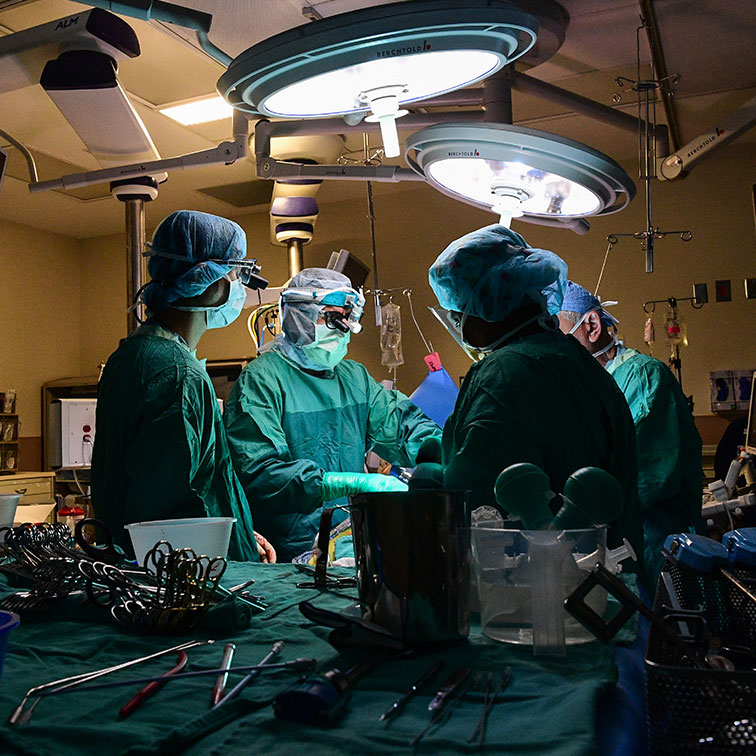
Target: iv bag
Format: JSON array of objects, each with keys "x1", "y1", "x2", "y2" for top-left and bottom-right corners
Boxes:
[
  {"x1": 380, "y1": 301, "x2": 404, "y2": 367},
  {"x1": 664, "y1": 306, "x2": 688, "y2": 347},
  {"x1": 644, "y1": 317, "x2": 655, "y2": 356}
]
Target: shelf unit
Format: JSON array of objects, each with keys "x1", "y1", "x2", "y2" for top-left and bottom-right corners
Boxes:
[{"x1": 0, "y1": 392, "x2": 19, "y2": 473}]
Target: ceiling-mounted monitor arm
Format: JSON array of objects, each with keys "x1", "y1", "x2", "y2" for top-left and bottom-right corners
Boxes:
[
  {"x1": 658, "y1": 92, "x2": 756, "y2": 180},
  {"x1": 29, "y1": 109, "x2": 249, "y2": 193}
]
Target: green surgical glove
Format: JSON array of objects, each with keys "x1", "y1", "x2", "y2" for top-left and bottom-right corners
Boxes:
[
  {"x1": 321, "y1": 471, "x2": 408, "y2": 502},
  {"x1": 415, "y1": 436, "x2": 443, "y2": 464}
]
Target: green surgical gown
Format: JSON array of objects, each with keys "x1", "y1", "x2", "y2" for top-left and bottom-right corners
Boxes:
[
  {"x1": 223, "y1": 349, "x2": 441, "y2": 561},
  {"x1": 443, "y1": 329, "x2": 646, "y2": 586},
  {"x1": 607, "y1": 347, "x2": 703, "y2": 580},
  {"x1": 91, "y1": 323, "x2": 259, "y2": 561}
]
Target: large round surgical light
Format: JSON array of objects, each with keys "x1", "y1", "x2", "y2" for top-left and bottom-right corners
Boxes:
[
  {"x1": 218, "y1": 0, "x2": 539, "y2": 157},
  {"x1": 405, "y1": 123, "x2": 636, "y2": 226}
]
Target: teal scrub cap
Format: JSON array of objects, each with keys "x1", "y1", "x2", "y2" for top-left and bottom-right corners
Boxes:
[{"x1": 428, "y1": 224, "x2": 568, "y2": 322}]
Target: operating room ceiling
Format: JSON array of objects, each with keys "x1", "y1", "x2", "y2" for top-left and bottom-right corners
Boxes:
[{"x1": 0, "y1": 0, "x2": 755, "y2": 238}]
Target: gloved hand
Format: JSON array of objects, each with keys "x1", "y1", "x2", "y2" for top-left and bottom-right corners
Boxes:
[
  {"x1": 408, "y1": 462, "x2": 445, "y2": 490},
  {"x1": 415, "y1": 436, "x2": 443, "y2": 464},
  {"x1": 322, "y1": 471, "x2": 408, "y2": 502},
  {"x1": 254, "y1": 531, "x2": 277, "y2": 563}
]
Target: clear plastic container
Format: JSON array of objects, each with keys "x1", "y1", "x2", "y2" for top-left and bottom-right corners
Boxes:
[{"x1": 471, "y1": 524, "x2": 607, "y2": 656}]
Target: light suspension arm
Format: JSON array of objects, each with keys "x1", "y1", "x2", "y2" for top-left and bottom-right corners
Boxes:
[
  {"x1": 30, "y1": 110, "x2": 249, "y2": 193},
  {"x1": 658, "y1": 92, "x2": 756, "y2": 180},
  {"x1": 255, "y1": 119, "x2": 431, "y2": 184},
  {"x1": 73, "y1": 0, "x2": 232, "y2": 65}
]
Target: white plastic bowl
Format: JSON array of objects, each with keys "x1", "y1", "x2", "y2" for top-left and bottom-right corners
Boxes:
[
  {"x1": 124, "y1": 517, "x2": 235, "y2": 565},
  {"x1": 0, "y1": 494, "x2": 21, "y2": 529}
]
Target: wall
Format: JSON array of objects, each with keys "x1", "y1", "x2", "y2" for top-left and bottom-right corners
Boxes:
[
  {"x1": 0, "y1": 218, "x2": 83, "y2": 461},
  {"x1": 536, "y1": 142, "x2": 756, "y2": 417}
]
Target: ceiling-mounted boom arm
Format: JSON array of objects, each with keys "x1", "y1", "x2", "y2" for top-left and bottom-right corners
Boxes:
[
  {"x1": 73, "y1": 0, "x2": 231, "y2": 65},
  {"x1": 658, "y1": 92, "x2": 756, "y2": 180},
  {"x1": 29, "y1": 109, "x2": 249, "y2": 193},
  {"x1": 254, "y1": 120, "x2": 423, "y2": 184}
]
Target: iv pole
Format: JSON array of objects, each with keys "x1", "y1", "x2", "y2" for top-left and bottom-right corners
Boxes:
[
  {"x1": 642, "y1": 294, "x2": 705, "y2": 410},
  {"x1": 606, "y1": 17, "x2": 692, "y2": 273}
]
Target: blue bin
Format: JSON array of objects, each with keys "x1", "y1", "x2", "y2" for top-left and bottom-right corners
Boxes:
[{"x1": 0, "y1": 610, "x2": 19, "y2": 678}]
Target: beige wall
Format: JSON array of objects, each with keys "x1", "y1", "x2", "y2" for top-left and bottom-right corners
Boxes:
[
  {"x1": 4, "y1": 141, "x2": 756, "y2": 448},
  {"x1": 534, "y1": 142, "x2": 756, "y2": 414},
  {"x1": 0, "y1": 219, "x2": 83, "y2": 438}
]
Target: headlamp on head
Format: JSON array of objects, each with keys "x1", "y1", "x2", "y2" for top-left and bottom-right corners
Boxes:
[
  {"x1": 323, "y1": 308, "x2": 361, "y2": 334},
  {"x1": 281, "y1": 286, "x2": 365, "y2": 334}
]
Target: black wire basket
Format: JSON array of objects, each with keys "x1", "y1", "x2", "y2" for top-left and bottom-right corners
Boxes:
[{"x1": 645, "y1": 562, "x2": 756, "y2": 755}]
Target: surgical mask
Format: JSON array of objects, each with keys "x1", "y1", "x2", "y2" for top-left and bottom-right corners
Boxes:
[
  {"x1": 206, "y1": 278, "x2": 246, "y2": 329},
  {"x1": 300, "y1": 324, "x2": 350, "y2": 369},
  {"x1": 593, "y1": 338, "x2": 617, "y2": 359},
  {"x1": 567, "y1": 301, "x2": 619, "y2": 335},
  {"x1": 173, "y1": 276, "x2": 246, "y2": 329},
  {"x1": 567, "y1": 307, "x2": 598, "y2": 335},
  {"x1": 567, "y1": 306, "x2": 618, "y2": 359},
  {"x1": 462, "y1": 312, "x2": 549, "y2": 359}
]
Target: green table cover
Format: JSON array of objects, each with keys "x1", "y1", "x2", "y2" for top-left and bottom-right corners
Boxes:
[{"x1": 0, "y1": 564, "x2": 630, "y2": 756}]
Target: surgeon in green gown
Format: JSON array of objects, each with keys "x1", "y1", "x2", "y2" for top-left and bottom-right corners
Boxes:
[
  {"x1": 558, "y1": 280, "x2": 703, "y2": 581},
  {"x1": 91, "y1": 210, "x2": 274, "y2": 562},
  {"x1": 223, "y1": 268, "x2": 441, "y2": 562},
  {"x1": 428, "y1": 225, "x2": 646, "y2": 587}
]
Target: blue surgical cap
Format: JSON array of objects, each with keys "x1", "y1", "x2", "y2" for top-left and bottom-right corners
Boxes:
[
  {"x1": 428, "y1": 224, "x2": 568, "y2": 322},
  {"x1": 561, "y1": 280, "x2": 619, "y2": 329},
  {"x1": 142, "y1": 210, "x2": 246, "y2": 314}
]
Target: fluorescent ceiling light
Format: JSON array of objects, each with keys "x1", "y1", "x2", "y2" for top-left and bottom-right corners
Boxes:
[
  {"x1": 405, "y1": 123, "x2": 636, "y2": 227},
  {"x1": 218, "y1": 0, "x2": 540, "y2": 157},
  {"x1": 159, "y1": 95, "x2": 232, "y2": 125}
]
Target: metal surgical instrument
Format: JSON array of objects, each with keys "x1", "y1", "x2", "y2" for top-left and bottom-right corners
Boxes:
[
  {"x1": 211, "y1": 642, "x2": 237, "y2": 706},
  {"x1": 410, "y1": 669, "x2": 478, "y2": 747},
  {"x1": 10, "y1": 639, "x2": 212, "y2": 725},
  {"x1": 119, "y1": 649, "x2": 188, "y2": 719},
  {"x1": 380, "y1": 660, "x2": 444, "y2": 723},
  {"x1": 212, "y1": 640, "x2": 284, "y2": 708},
  {"x1": 22, "y1": 658, "x2": 316, "y2": 703},
  {"x1": 467, "y1": 668, "x2": 512, "y2": 745}
]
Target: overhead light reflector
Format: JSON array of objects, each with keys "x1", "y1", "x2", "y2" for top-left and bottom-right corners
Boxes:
[
  {"x1": 405, "y1": 123, "x2": 636, "y2": 226},
  {"x1": 218, "y1": 0, "x2": 539, "y2": 157}
]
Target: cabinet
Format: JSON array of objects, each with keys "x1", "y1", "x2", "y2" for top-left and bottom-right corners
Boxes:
[
  {"x1": 0, "y1": 471, "x2": 56, "y2": 523},
  {"x1": 0, "y1": 390, "x2": 19, "y2": 473}
]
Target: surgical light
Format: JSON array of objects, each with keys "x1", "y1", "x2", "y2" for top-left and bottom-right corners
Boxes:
[
  {"x1": 218, "y1": 0, "x2": 539, "y2": 157},
  {"x1": 159, "y1": 95, "x2": 233, "y2": 125},
  {"x1": 405, "y1": 123, "x2": 636, "y2": 226}
]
